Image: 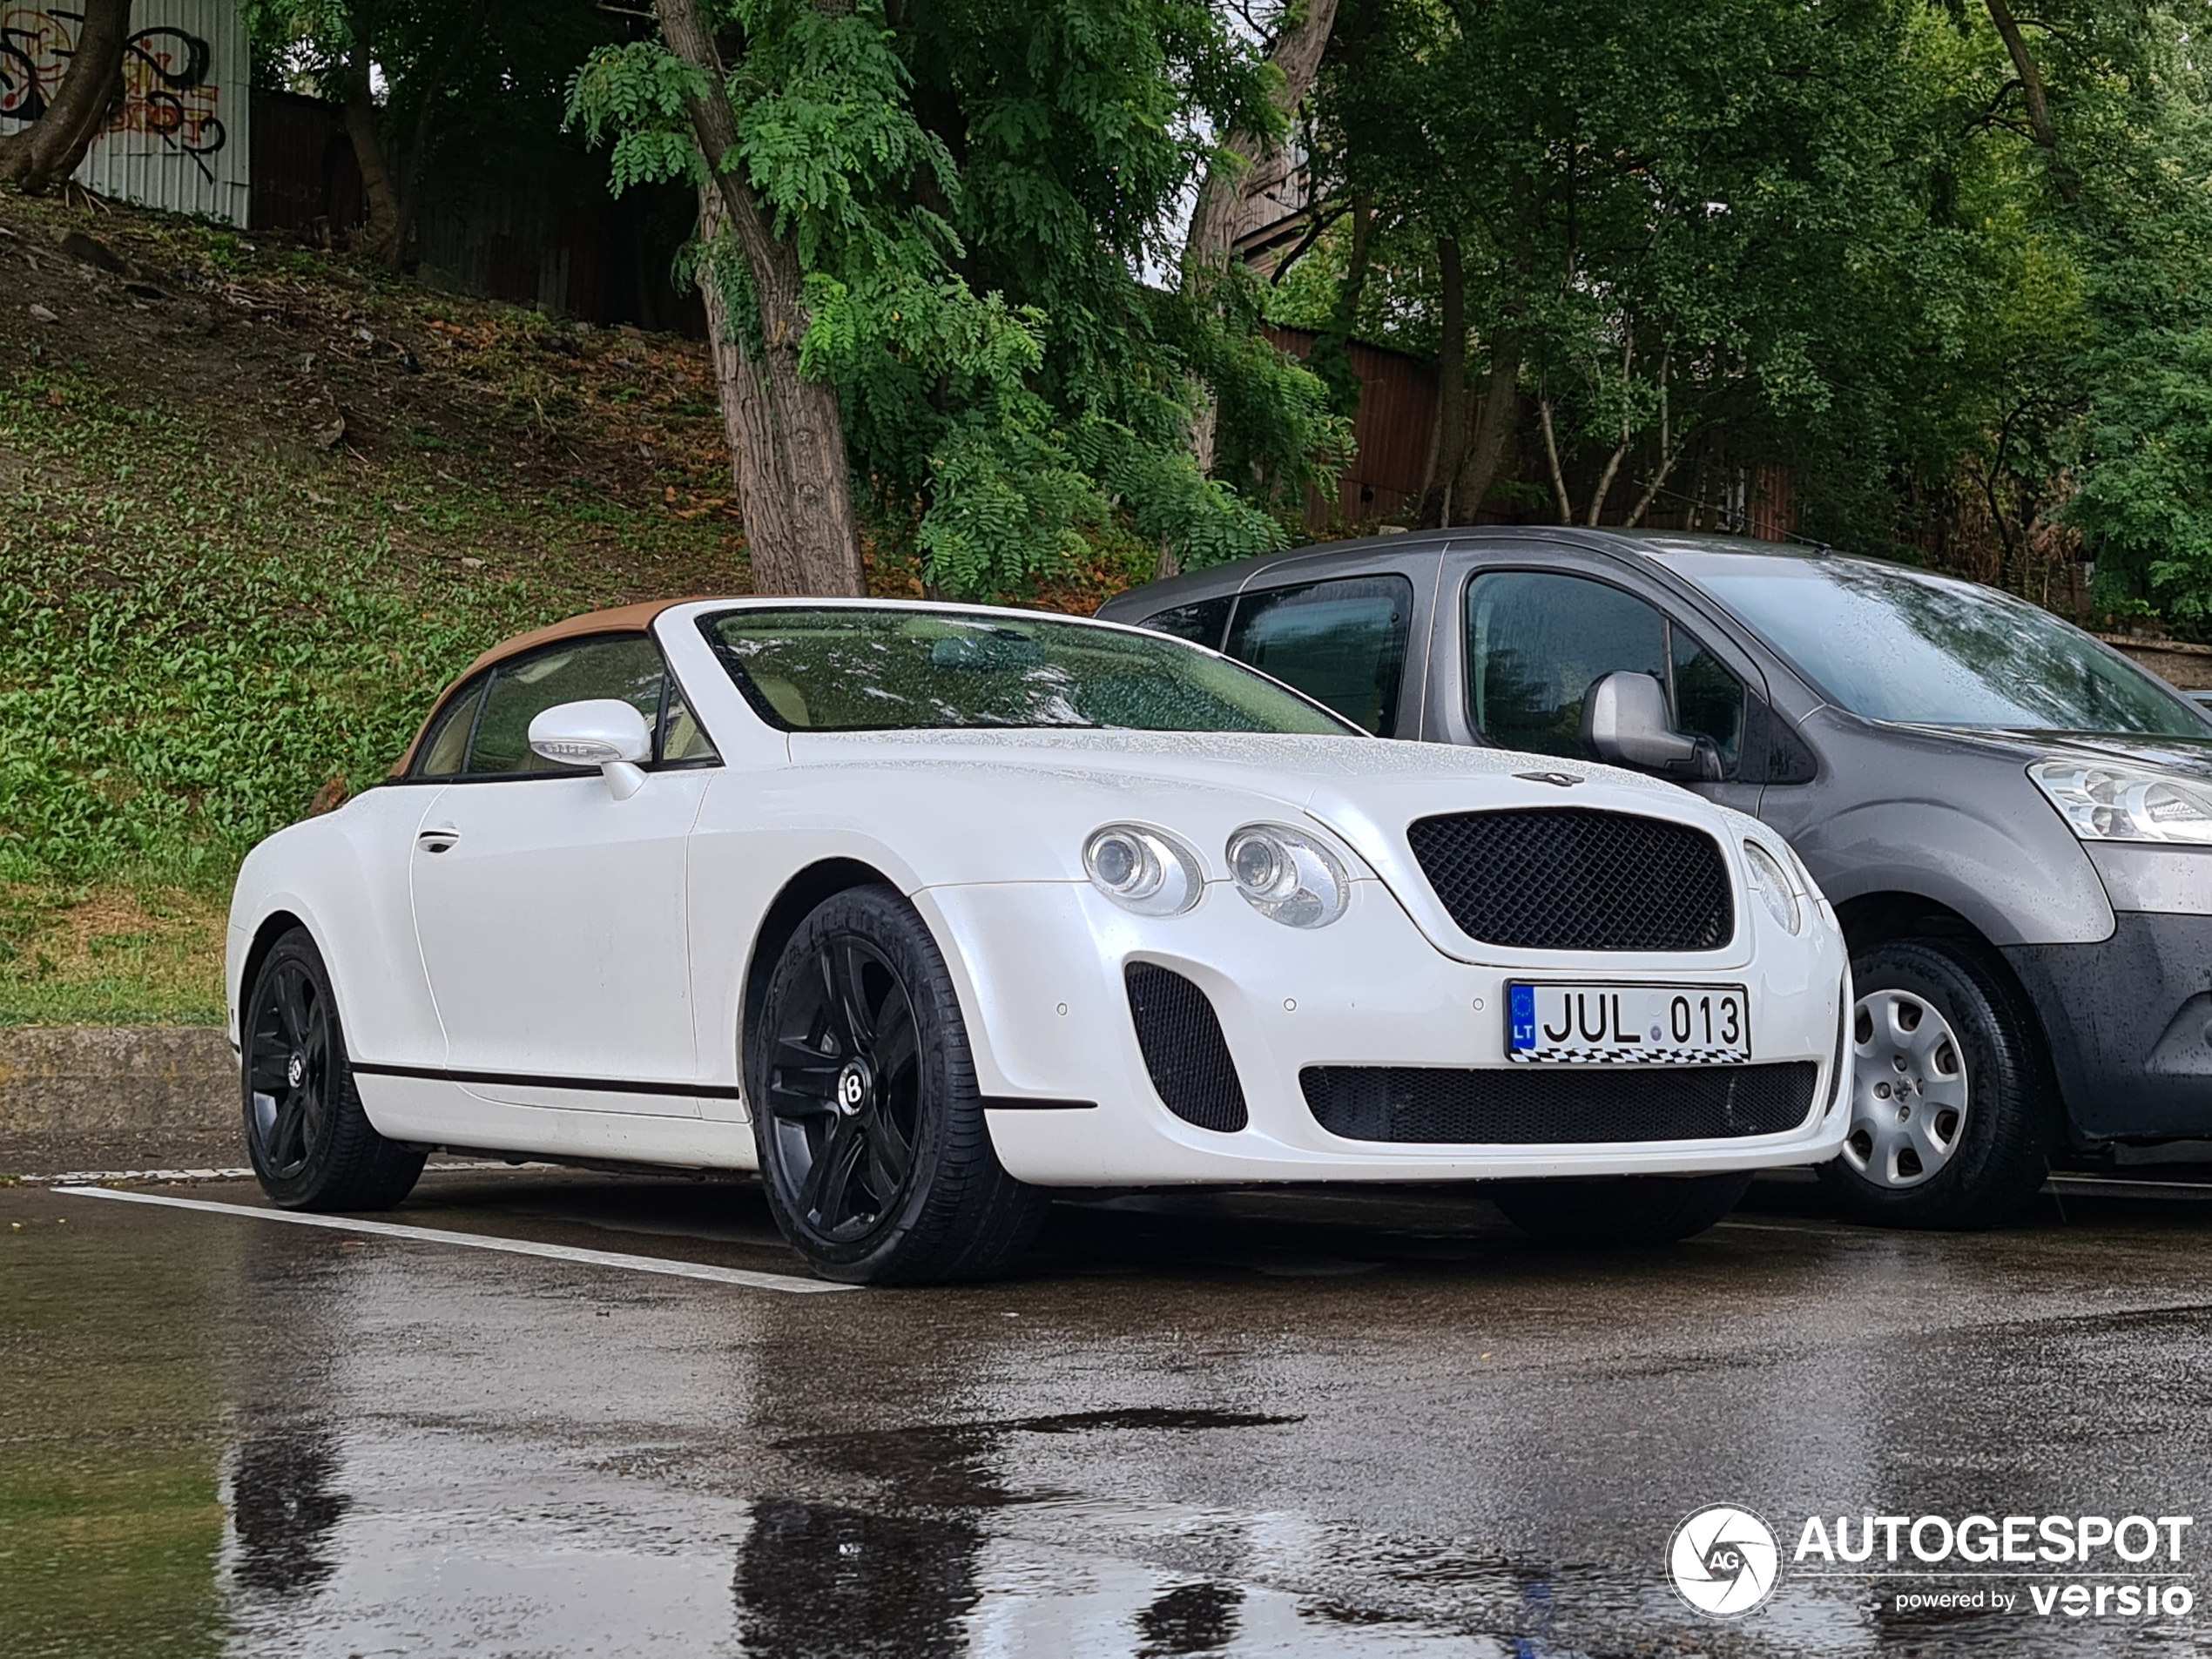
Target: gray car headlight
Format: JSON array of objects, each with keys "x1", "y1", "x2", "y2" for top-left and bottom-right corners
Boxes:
[
  {"x1": 2032, "y1": 760, "x2": 2212, "y2": 845},
  {"x1": 1741, "y1": 840, "x2": 1803, "y2": 935},
  {"x1": 1082, "y1": 823, "x2": 1204, "y2": 916},
  {"x1": 1226, "y1": 824, "x2": 1349, "y2": 928}
]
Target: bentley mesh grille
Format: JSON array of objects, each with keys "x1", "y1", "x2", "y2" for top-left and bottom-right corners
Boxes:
[
  {"x1": 1406, "y1": 807, "x2": 1734, "y2": 951},
  {"x1": 1124, "y1": 963, "x2": 1249, "y2": 1132},
  {"x1": 1300, "y1": 1062, "x2": 1817, "y2": 1144}
]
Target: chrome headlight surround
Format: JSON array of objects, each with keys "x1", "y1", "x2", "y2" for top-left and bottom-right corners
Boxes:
[
  {"x1": 1082, "y1": 823, "x2": 1205, "y2": 916},
  {"x1": 1741, "y1": 839, "x2": 1804, "y2": 935},
  {"x1": 2031, "y1": 759, "x2": 2212, "y2": 845},
  {"x1": 1225, "y1": 823, "x2": 1350, "y2": 928}
]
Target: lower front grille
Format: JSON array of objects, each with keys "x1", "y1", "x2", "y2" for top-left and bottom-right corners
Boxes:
[
  {"x1": 1300, "y1": 1062, "x2": 1818, "y2": 1144},
  {"x1": 1125, "y1": 964, "x2": 1249, "y2": 1132}
]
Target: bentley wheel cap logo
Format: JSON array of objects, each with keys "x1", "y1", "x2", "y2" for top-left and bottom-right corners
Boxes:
[
  {"x1": 835, "y1": 1062, "x2": 869, "y2": 1114},
  {"x1": 1669, "y1": 1504, "x2": 1779, "y2": 1617}
]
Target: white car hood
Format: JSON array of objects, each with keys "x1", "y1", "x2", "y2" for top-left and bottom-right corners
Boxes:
[{"x1": 777, "y1": 729, "x2": 1748, "y2": 966}]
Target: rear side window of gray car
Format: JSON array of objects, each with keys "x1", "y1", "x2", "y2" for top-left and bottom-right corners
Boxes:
[
  {"x1": 1223, "y1": 575, "x2": 1415, "y2": 737},
  {"x1": 1136, "y1": 596, "x2": 1233, "y2": 650}
]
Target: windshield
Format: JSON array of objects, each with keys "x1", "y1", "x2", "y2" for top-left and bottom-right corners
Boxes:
[
  {"x1": 1666, "y1": 553, "x2": 2209, "y2": 736},
  {"x1": 698, "y1": 607, "x2": 1360, "y2": 736}
]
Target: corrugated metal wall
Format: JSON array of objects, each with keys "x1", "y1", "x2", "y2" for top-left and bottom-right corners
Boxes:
[
  {"x1": 1265, "y1": 325, "x2": 1440, "y2": 531},
  {"x1": 0, "y1": 0, "x2": 249, "y2": 225}
]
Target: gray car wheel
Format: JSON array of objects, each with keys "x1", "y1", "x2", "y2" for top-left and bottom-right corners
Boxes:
[{"x1": 1817, "y1": 938, "x2": 2055, "y2": 1229}]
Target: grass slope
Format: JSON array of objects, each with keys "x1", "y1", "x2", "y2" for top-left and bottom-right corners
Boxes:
[{"x1": 0, "y1": 189, "x2": 753, "y2": 1024}]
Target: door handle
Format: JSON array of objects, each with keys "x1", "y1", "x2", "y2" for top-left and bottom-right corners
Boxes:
[{"x1": 417, "y1": 826, "x2": 461, "y2": 854}]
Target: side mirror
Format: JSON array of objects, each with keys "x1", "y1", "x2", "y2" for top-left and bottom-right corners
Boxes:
[
  {"x1": 528, "y1": 699, "x2": 651, "y2": 800},
  {"x1": 1581, "y1": 671, "x2": 1721, "y2": 781}
]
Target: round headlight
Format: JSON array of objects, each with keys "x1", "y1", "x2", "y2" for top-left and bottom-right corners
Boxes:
[
  {"x1": 1742, "y1": 840, "x2": 1802, "y2": 936},
  {"x1": 1082, "y1": 824, "x2": 1203, "y2": 916},
  {"x1": 1225, "y1": 824, "x2": 1350, "y2": 928}
]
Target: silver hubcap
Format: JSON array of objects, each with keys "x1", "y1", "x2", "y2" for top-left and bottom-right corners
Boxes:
[{"x1": 1844, "y1": 989, "x2": 1968, "y2": 1188}]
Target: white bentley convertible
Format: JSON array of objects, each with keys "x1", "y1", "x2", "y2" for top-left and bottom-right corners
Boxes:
[{"x1": 227, "y1": 598, "x2": 1851, "y2": 1281}]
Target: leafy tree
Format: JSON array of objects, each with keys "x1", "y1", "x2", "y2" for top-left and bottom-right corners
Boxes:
[
  {"x1": 244, "y1": 0, "x2": 615, "y2": 268},
  {"x1": 0, "y1": 0, "x2": 129, "y2": 194},
  {"x1": 570, "y1": 0, "x2": 1345, "y2": 598},
  {"x1": 1295, "y1": 0, "x2": 1994, "y2": 534}
]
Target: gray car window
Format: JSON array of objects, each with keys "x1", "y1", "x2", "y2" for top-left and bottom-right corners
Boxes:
[
  {"x1": 1670, "y1": 554, "x2": 2206, "y2": 734},
  {"x1": 1467, "y1": 570, "x2": 1745, "y2": 768},
  {"x1": 1137, "y1": 596, "x2": 1233, "y2": 650},
  {"x1": 1224, "y1": 575, "x2": 1414, "y2": 736}
]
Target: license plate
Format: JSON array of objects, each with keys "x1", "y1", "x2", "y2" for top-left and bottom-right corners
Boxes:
[{"x1": 1507, "y1": 982, "x2": 1750, "y2": 1063}]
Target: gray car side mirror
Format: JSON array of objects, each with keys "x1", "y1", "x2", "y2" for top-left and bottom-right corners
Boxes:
[{"x1": 1581, "y1": 671, "x2": 1721, "y2": 781}]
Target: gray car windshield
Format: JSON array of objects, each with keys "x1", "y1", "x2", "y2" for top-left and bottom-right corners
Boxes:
[
  {"x1": 1667, "y1": 553, "x2": 2207, "y2": 735},
  {"x1": 699, "y1": 607, "x2": 1359, "y2": 735}
]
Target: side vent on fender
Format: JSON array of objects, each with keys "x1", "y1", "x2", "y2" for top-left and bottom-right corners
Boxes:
[{"x1": 1123, "y1": 964, "x2": 1249, "y2": 1133}]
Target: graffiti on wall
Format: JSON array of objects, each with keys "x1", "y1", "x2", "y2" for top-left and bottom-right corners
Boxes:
[{"x1": 0, "y1": 7, "x2": 226, "y2": 182}]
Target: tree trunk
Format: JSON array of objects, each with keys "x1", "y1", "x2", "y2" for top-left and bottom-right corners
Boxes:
[
  {"x1": 1539, "y1": 394, "x2": 1574, "y2": 524},
  {"x1": 1450, "y1": 343, "x2": 1521, "y2": 528},
  {"x1": 663, "y1": 0, "x2": 863, "y2": 597},
  {"x1": 1179, "y1": 0, "x2": 1343, "y2": 475},
  {"x1": 0, "y1": 0, "x2": 129, "y2": 194},
  {"x1": 341, "y1": 39, "x2": 405, "y2": 265},
  {"x1": 1420, "y1": 238, "x2": 1467, "y2": 527},
  {"x1": 1184, "y1": 0, "x2": 1343, "y2": 278},
  {"x1": 1985, "y1": 0, "x2": 2077, "y2": 204}
]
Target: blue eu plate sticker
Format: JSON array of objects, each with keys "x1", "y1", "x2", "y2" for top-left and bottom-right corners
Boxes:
[{"x1": 1508, "y1": 983, "x2": 1537, "y2": 1051}]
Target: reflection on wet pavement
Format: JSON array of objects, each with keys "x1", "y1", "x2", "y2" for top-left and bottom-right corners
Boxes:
[{"x1": 6, "y1": 1169, "x2": 2212, "y2": 1656}]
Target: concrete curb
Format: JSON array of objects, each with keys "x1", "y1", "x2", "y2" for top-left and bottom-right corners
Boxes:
[{"x1": 0, "y1": 1025, "x2": 235, "y2": 1136}]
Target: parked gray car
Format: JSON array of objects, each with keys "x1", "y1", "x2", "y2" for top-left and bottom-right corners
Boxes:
[{"x1": 1099, "y1": 528, "x2": 2212, "y2": 1227}]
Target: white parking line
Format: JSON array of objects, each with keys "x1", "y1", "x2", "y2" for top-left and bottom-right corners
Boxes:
[
  {"x1": 16, "y1": 1159, "x2": 557, "y2": 1186},
  {"x1": 55, "y1": 1186, "x2": 853, "y2": 1295}
]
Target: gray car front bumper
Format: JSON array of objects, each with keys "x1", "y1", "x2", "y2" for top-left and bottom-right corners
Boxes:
[{"x1": 2006, "y1": 912, "x2": 2212, "y2": 1143}]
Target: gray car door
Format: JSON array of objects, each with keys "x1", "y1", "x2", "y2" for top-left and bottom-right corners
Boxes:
[{"x1": 1427, "y1": 539, "x2": 1771, "y2": 817}]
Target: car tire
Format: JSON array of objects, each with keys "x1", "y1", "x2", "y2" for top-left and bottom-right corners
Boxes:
[
  {"x1": 1816, "y1": 937, "x2": 2055, "y2": 1230},
  {"x1": 242, "y1": 927, "x2": 426, "y2": 1211},
  {"x1": 1490, "y1": 1172, "x2": 1753, "y2": 1244},
  {"x1": 749, "y1": 886, "x2": 1049, "y2": 1285}
]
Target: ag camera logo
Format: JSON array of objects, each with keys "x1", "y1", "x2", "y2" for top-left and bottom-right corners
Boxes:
[{"x1": 1670, "y1": 1504, "x2": 1781, "y2": 1617}]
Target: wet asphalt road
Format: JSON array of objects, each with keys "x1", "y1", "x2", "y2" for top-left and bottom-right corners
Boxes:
[{"x1": 5, "y1": 1169, "x2": 2212, "y2": 1659}]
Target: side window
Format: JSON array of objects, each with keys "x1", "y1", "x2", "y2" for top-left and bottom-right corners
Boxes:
[
  {"x1": 410, "y1": 674, "x2": 487, "y2": 779},
  {"x1": 1224, "y1": 575, "x2": 1414, "y2": 736},
  {"x1": 1672, "y1": 629, "x2": 1746, "y2": 771},
  {"x1": 464, "y1": 636, "x2": 668, "y2": 777},
  {"x1": 1466, "y1": 570, "x2": 1745, "y2": 771},
  {"x1": 658, "y1": 681, "x2": 721, "y2": 764},
  {"x1": 1138, "y1": 596, "x2": 1233, "y2": 650}
]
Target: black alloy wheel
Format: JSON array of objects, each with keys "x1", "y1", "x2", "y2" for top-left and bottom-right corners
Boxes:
[
  {"x1": 247, "y1": 952, "x2": 332, "y2": 1180},
  {"x1": 242, "y1": 928, "x2": 425, "y2": 1211},
  {"x1": 751, "y1": 887, "x2": 1046, "y2": 1284},
  {"x1": 764, "y1": 934, "x2": 924, "y2": 1244}
]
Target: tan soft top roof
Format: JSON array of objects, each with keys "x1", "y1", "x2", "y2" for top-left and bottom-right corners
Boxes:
[{"x1": 388, "y1": 597, "x2": 711, "y2": 777}]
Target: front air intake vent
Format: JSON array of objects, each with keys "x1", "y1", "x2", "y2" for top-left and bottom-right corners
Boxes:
[
  {"x1": 1124, "y1": 964, "x2": 1249, "y2": 1132},
  {"x1": 1406, "y1": 807, "x2": 1734, "y2": 952},
  {"x1": 1301, "y1": 1062, "x2": 1817, "y2": 1144}
]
